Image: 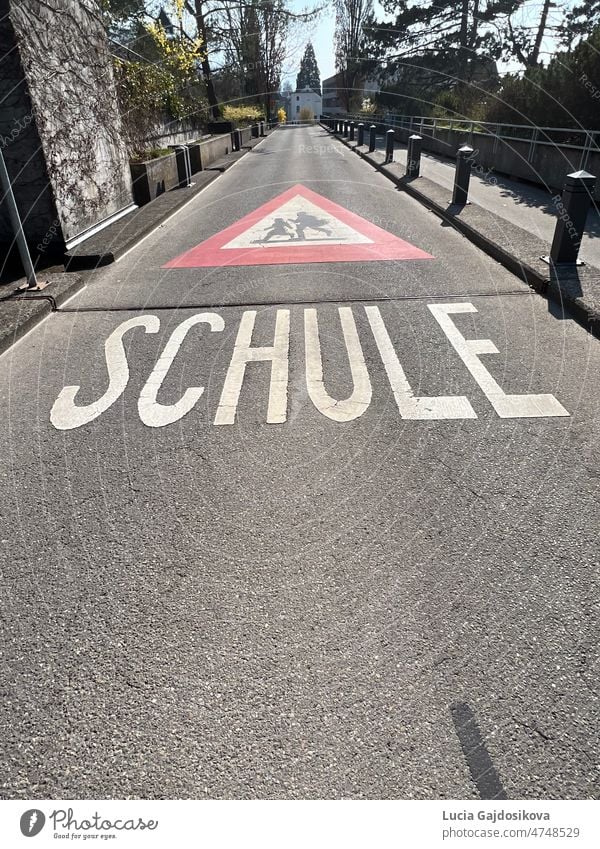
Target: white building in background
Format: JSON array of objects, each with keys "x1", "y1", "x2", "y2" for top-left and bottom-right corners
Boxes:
[{"x1": 292, "y1": 87, "x2": 322, "y2": 120}]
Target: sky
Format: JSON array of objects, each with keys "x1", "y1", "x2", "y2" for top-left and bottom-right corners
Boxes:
[{"x1": 282, "y1": 3, "x2": 337, "y2": 88}]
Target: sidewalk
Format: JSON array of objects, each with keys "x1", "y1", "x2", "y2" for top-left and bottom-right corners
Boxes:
[
  {"x1": 330, "y1": 126, "x2": 600, "y2": 335},
  {"x1": 388, "y1": 138, "x2": 600, "y2": 268}
]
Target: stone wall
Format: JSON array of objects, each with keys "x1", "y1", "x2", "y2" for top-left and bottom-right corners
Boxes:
[
  {"x1": 0, "y1": 3, "x2": 62, "y2": 257},
  {"x1": 0, "y1": 0, "x2": 134, "y2": 261}
]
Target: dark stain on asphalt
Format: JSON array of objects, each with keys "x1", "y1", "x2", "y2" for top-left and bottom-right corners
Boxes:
[{"x1": 451, "y1": 702, "x2": 508, "y2": 799}]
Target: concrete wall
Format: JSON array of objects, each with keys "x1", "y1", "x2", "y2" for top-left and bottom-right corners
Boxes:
[
  {"x1": 238, "y1": 127, "x2": 253, "y2": 147},
  {"x1": 0, "y1": 0, "x2": 134, "y2": 260},
  {"x1": 197, "y1": 134, "x2": 230, "y2": 169},
  {"x1": 389, "y1": 121, "x2": 600, "y2": 198},
  {"x1": 130, "y1": 153, "x2": 179, "y2": 206},
  {"x1": 144, "y1": 116, "x2": 208, "y2": 150}
]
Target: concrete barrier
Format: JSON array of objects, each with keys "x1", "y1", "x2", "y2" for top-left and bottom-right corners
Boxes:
[
  {"x1": 239, "y1": 126, "x2": 253, "y2": 147},
  {"x1": 130, "y1": 152, "x2": 179, "y2": 206},
  {"x1": 187, "y1": 134, "x2": 231, "y2": 173}
]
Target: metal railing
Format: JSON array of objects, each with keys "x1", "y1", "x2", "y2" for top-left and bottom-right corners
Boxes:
[{"x1": 329, "y1": 112, "x2": 600, "y2": 171}]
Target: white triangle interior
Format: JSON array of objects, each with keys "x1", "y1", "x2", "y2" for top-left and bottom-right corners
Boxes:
[{"x1": 221, "y1": 195, "x2": 374, "y2": 249}]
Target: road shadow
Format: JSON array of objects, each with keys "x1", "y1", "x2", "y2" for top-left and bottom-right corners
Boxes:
[{"x1": 547, "y1": 264, "x2": 584, "y2": 324}]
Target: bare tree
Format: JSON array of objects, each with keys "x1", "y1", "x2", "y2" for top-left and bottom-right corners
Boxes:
[
  {"x1": 334, "y1": 0, "x2": 373, "y2": 111},
  {"x1": 504, "y1": 0, "x2": 568, "y2": 67}
]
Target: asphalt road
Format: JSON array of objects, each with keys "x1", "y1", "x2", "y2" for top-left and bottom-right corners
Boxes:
[{"x1": 1, "y1": 125, "x2": 599, "y2": 800}]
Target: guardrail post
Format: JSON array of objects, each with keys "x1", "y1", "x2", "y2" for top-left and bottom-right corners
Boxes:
[
  {"x1": 406, "y1": 134, "x2": 422, "y2": 178},
  {"x1": 385, "y1": 129, "x2": 395, "y2": 163},
  {"x1": 547, "y1": 170, "x2": 596, "y2": 265},
  {"x1": 452, "y1": 144, "x2": 473, "y2": 205},
  {"x1": 527, "y1": 127, "x2": 539, "y2": 163},
  {"x1": 349, "y1": 121, "x2": 355, "y2": 142},
  {"x1": 357, "y1": 123, "x2": 364, "y2": 146},
  {"x1": 369, "y1": 124, "x2": 376, "y2": 152}
]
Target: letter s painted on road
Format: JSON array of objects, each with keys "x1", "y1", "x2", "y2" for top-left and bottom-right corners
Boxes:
[{"x1": 50, "y1": 316, "x2": 160, "y2": 430}]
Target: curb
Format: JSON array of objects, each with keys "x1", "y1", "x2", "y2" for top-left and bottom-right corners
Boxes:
[
  {"x1": 0, "y1": 272, "x2": 85, "y2": 357},
  {"x1": 323, "y1": 124, "x2": 600, "y2": 337}
]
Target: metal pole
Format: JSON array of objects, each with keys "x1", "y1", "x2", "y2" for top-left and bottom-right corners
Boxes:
[
  {"x1": 343, "y1": 121, "x2": 349, "y2": 138},
  {"x1": 349, "y1": 121, "x2": 355, "y2": 142},
  {"x1": 548, "y1": 170, "x2": 596, "y2": 265},
  {"x1": 385, "y1": 129, "x2": 395, "y2": 164},
  {"x1": 452, "y1": 144, "x2": 474, "y2": 205},
  {"x1": 369, "y1": 124, "x2": 376, "y2": 152},
  {"x1": 406, "y1": 134, "x2": 422, "y2": 178},
  {"x1": 0, "y1": 147, "x2": 37, "y2": 288},
  {"x1": 357, "y1": 123, "x2": 364, "y2": 146}
]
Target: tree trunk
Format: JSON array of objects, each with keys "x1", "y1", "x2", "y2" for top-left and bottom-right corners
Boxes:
[
  {"x1": 459, "y1": 0, "x2": 470, "y2": 76},
  {"x1": 193, "y1": 0, "x2": 221, "y2": 119},
  {"x1": 531, "y1": 0, "x2": 552, "y2": 66}
]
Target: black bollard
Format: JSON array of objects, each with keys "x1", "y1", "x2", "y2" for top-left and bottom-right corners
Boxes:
[
  {"x1": 233, "y1": 129, "x2": 242, "y2": 152},
  {"x1": 548, "y1": 170, "x2": 596, "y2": 265},
  {"x1": 452, "y1": 144, "x2": 474, "y2": 205},
  {"x1": 349, "y1": 121, "x2": 355, "y2": 142},
  {"x1": 385, "y1": 129, "x2": 395, "y2": 164},
  {"x1": 343, "y1": 121, "x2": 349, "y2": 138},
  {"x1": 369, "y1": 124, "x2": 376, "y2": 152},
  {"x1": 357, "y1": 123, "x2": 364, "y2": 146},
  {"x1": 406, "y1": 134, "x2": 422, "y2": 178}
]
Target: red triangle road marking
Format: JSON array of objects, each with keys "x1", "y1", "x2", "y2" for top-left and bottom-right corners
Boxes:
[{"x1": 163, "y1": 184, "x2": 434, "y2": 268}]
